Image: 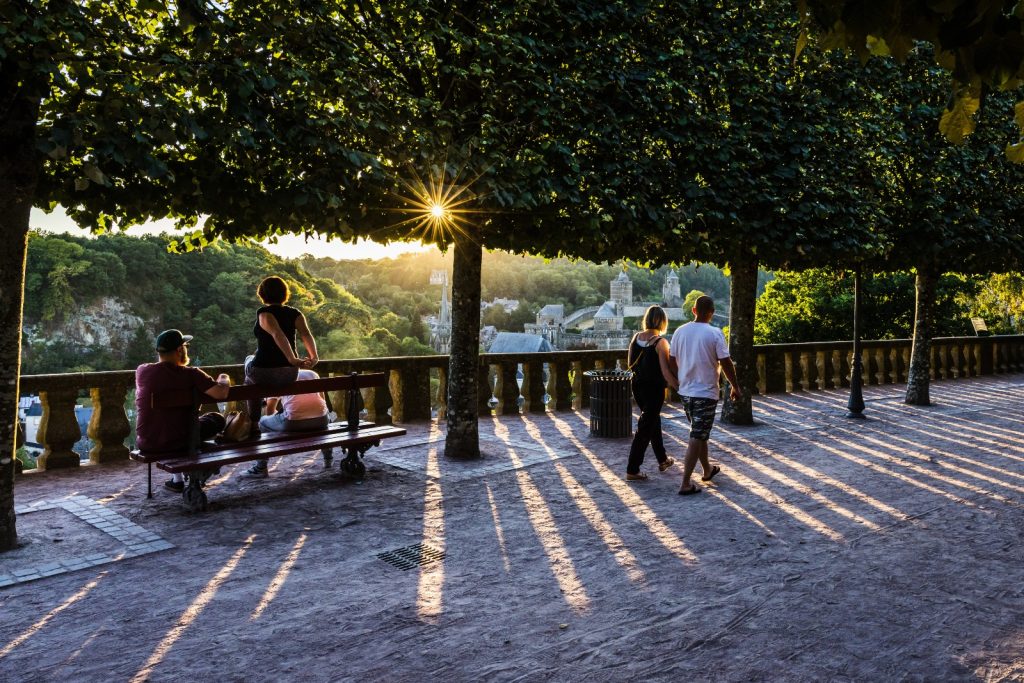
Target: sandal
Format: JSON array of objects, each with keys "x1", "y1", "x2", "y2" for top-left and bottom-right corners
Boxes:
[
  {"x1": 658, "y1": 457, "x2": 676, "y2": 472},
  {"x1": 701, "y1": 464, "x2": 721, "y2": 482},
  {"x1": 678, "y1": 484, "x2": 701, "y2": 495},
  {"x1": 625, "y1": 472, "x2": 649, "y2": 481}
]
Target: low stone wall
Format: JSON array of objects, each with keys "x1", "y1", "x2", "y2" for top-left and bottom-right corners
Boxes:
[{"x1": 17, "y1": 336, "x2": 1024, "y2": 472}]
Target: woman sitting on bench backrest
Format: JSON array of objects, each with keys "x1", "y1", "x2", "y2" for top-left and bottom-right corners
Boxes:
[{"x1": 240, "y1": 276, "x2": 320, "y2": 478}]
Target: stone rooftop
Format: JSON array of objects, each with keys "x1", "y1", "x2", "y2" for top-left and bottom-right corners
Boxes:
[{"x1": 2, "y1": 375, "x2": 1024, "y2": 681}]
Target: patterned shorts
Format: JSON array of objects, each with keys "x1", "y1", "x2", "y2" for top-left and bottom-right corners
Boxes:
[{"x1": 680, "y1": 396, "x2": 718, "y2": 441}]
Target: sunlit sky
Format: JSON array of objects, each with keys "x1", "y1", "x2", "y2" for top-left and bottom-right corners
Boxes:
[{"x1": 29, "y1": 206, "x2": 436, "y2": 261}]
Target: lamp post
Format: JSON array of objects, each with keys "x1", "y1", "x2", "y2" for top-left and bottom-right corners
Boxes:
[{"x1": 846, "y1": 263, "x2": 866, "y2": 419}]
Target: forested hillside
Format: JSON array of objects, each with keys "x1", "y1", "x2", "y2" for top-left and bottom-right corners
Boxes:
[{"x1": 21, "y1": 231, "x2": 434, "y2": 374}]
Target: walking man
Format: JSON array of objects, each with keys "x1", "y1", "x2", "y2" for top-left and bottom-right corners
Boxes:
[{"x1": 668, "y1": 295, "x2": 741, "y2": 495}]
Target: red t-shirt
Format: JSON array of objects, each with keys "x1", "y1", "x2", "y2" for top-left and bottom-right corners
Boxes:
[{"x1": 135, "y1": 362, "x2": 218, "y2": 452}]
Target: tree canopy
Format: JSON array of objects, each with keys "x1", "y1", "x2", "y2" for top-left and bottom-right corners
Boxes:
[{"x1": 798, "y1": 0, "x2": 1024, "y2": 159}]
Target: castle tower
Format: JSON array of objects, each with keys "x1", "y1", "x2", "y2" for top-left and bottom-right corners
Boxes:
[
  {"x1": 609, "y1": 271, "x2": 632, "y2": 314},
  {"x1": 662, "y1": 269, "x2": 681, "y2": 307}
]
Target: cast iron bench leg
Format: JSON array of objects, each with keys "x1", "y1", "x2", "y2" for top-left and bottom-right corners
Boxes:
[
  {"x1": 339, "y1": 445, "x2": 367, "y2": 478},
  {"x1": 147, "y1": 463, "x2": 153, "y2": 499},
  {"x1": 182, "y1": 473, "x2": 208, "y2": 512}
]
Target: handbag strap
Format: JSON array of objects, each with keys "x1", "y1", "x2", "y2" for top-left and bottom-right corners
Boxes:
[{"x1": 627, "y1": 334, "x2": 662, "y2": 372}]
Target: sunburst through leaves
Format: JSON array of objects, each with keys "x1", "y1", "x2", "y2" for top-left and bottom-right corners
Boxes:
[{"x1": 387, "y1": 166, "x2": 485, "y2": 245}]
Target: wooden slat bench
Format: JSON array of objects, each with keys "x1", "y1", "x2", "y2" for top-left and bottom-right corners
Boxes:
[{"x1": 130, "y1": 372, "x2": 406, "y2": 511}]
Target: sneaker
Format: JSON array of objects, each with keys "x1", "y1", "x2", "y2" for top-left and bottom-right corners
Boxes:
[
  {"x1": 164, "y1": 479, "x2": 184, "y2": 493},
  {"x1": 239, "y1": 464, "x2": 268, "y2": 479},
  {"x1": 625, "y1": 472, "x2": 649, "y2": 481},
  {"x1": 658, "y1": 457, "x2": 676, "y2": 472}
]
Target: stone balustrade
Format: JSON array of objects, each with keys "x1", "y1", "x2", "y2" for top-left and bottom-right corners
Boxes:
[{"x1": 17, "y1": 336, "x2": 1024, "y2": 472}]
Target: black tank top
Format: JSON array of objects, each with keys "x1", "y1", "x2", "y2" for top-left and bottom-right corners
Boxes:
[
  {"x1": 629, "y1": 335, "x2": 667, "y2": 391},
  {"x1": 252, "y1": 304, "x2": 300, "y2": 368}
]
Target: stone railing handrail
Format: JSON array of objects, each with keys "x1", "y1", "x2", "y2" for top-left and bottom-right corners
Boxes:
[{"x1": 16, "y1": 335, "x2": 1024, "y2": 472}]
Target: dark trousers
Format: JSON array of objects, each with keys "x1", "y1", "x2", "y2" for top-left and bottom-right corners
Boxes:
[{"x1": 627, "y1": 385, "x2": 668, "y2": 474}]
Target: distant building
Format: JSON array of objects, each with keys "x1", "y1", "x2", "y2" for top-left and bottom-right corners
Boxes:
[
  {"x1": 487, "y1": 332, "x2": 553, "y2": 354},
  {"x1": 536, "y1": 304, "x2": 564, "y2": 326},
  {"x1": 480, "y1": 325, "x2": 498, "y2": 348},
  {"x1": 592, "y1": 301, "x2": 623, "y2": 332},
  {"x1": 662, "y1": 269, "x2": 682, "y2": 307},
  {"x1": 429, "y1": 271, "x2": 452, "y2": 354},
  {"x1": 486, "y1": 298, "x2": 520, "y2": 314},
  {"x1": 609, "y1": 271, "x2": 633, "y2": 313}
]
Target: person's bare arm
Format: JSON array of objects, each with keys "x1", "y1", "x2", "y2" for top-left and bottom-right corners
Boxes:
[
  {"x1": 204, "y1": 373, "x2": 231, "y2": 401},
  {"x1": 719, "y1": 357, "x2": 742, "y2": 401},
  {"x1": 657, "y1": 339, "x2": 679, "y2": 389},
  {"x1": 259, "y1": 312, "x2": 302, "y2": 366},
  {"x1": 295, "y1": 312, "x2": 318, "y2": 367}
]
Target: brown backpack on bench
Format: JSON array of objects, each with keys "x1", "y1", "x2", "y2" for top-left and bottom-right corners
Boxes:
[{"x1": 219, "y1": 411, "x2": 252, "y2": 442}]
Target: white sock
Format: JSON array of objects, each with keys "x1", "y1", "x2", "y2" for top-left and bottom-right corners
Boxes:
[{"x1": 172, "y1": 473, "x2": 184, "y2": 483}]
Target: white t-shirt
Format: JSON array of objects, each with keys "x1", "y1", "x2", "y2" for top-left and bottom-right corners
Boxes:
[
  {"x1": 279, "y1": 391, "x2": 328, "y2": 421},
  {"x1": 669, "y1": 321, "x2": 730, "y2": 400}
]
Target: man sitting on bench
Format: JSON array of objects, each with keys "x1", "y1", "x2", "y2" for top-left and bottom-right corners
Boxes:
[
  {"x1": 135, "y1": 329, "x2": 231, "y2": 492},
  {"x1": 252, "y1": 368, "x2": 335, "y2": 473}
]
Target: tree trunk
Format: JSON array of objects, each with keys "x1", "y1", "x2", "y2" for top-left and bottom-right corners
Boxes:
[
  {"x1": 0, "y1": 70, "x2": 42, "y2": 551},
  {"x1": 905, "y1": 267, "x2": 938, "y2": 406},
  {"x1": 721, "y1": 253, "x2": 757, "y2": 425},
  {"x1": 444, "y1": 230, "x2": 482, "y2": 459}
]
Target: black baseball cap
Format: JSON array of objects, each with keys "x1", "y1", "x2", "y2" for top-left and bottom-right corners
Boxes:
[{"x1": 155, "y1": 329, "x2": 193, "y2": 352}]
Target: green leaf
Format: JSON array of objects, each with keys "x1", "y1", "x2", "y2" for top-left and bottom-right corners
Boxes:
[
  {"x1": 939, "y1": 89, "x2": 980, "y2": 144},
  {"x1": 1007, "y1": 140, "x2": 1024, "y2": 164}
]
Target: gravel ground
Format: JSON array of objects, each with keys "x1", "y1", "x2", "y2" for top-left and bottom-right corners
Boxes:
[{"x1": 2, "y1": 375, "x2": 1024, "y2": 682}]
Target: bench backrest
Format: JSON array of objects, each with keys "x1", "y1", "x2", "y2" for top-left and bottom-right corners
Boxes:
[
  {"x1": 148, "y1": 372, "x2": 386, "y2": 452},
  {"x1": 151, "y1": 372, "x2": 387, "y2": 409}
]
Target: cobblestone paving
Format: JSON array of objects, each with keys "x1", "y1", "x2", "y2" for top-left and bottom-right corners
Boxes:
[{"x1": 0, "y1": 496, "x2": 172, "y2": 588}]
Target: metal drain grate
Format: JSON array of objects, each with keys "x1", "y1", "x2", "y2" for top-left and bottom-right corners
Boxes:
[{"x1": 378, "y1": 543, "x2": 445, "y2": 570}]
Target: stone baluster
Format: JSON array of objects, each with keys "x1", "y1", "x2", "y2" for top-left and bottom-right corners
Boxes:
[
  {"x1": 784, "y1": 352, "x2": 796, "y2": 393},
  {"x1": 1009, "y1": 341, "x2": 1021, "y2": 372},
  {"x1": 874, "y1": 348, "x2": 887, "y2": 385},
  {"x1": 798, "y1": 352, "x2": 812, "y2": 392},
  {"x1": 755, "y1": 354, "x2": 766, "y2": 395},
  {"x1": 37, "y1": 388, "x2": 81, "y2": 470},
  {"x1": 478, "y1": 364, "x2": 495, "y2": 414},
  {"x1": 814, "y1": 351, "x2": 827, "y2": 390},
  {"x1": 759, "y1": 348, "x2": 785, "y2": 394},
  {"x1": 831, "y1": 349, "x2": 845, "y2": 388},
  {"x1": 390, "y1": 364, "x2": 432, "y2": 422},
  {"x1": 950, "y1": 344, "x2": 963, "y2": 379},
  {"x1": 548, "y1": 360, "x2": 573, "y2": 411},
  {"x1": 977, "y1": 339, "x2": 993, "y2": 376},
  {"x1": 365, "y1": 370, "x2": 393, "y2": 425},
  {"x1": 522, "y1": 360, "x2": 547, "y2": 414},
  {"x1": 435, "y1": 367, "x2": 448, "y2": 420},
  {"x1": 87, "y1": 383, "x2": 131, "y2": 464},
  {"x1": 495, "y1": 361, "x2": 522, "y2": 415},
  {"x1": 888, "y1": 348, "x2": 901, "y2": 384},
  {"x1": 576, "y1": 359, "x2": 596, "y2": 409},
  {"x1": 929, "y1": 345, "x2": 940, "y2": 380}
]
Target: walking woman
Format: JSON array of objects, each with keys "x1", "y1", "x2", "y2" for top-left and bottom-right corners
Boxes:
[
  {"x1": 625, "y1": 305, "x2": 680, "y2": 481},
  {"x1": 240, "y1": 275, "x2": 319, "y2": 478}
]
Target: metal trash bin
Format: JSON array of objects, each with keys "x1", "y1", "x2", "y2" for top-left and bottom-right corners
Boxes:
[{"x1": 583, "y1": 369, "x2": 634, "y2": 438}]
